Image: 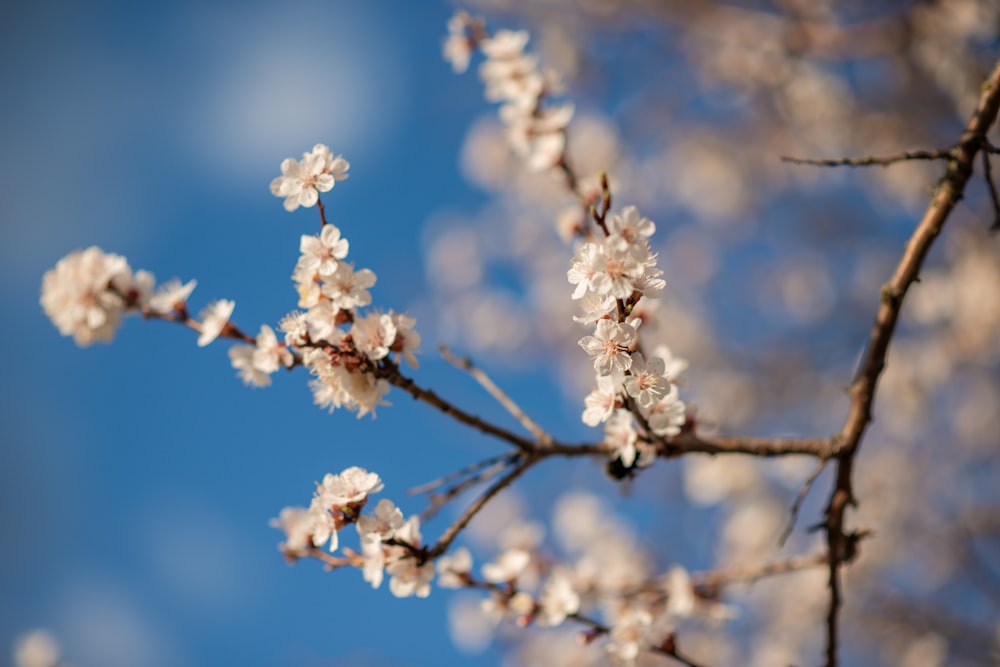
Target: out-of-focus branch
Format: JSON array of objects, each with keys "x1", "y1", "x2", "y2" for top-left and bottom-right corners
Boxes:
[
  {"x1": 781, "y1": 149, "x2": 951, "y2": 168},
  {"x1": 696, "y1": 551, "x2": 831, "y2": 591},
  {"x1": 821, "y1": 58, "x2": 1000, "y2": 667}
]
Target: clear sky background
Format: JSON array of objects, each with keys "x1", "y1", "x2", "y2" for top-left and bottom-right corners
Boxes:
[{"x1": 0, "y1": 1, "x2": 563, "y2": 665}]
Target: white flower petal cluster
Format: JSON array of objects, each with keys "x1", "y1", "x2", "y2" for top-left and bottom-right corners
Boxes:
[
  {"x1": 272, "y1": 172, "x2": 420, "y2": 416},
  {"x1": 570, "y1": 205, "x2": 686, "y2": 473},
  {"x1": 442, "y1": 11, "x2": 479, "y2": 74},
  {"x1": 468, "y1": 25, "x2": 572, "y2": 171},
  {"x1": 270, "y1": 143, "x2": 349, "y2": 212},
  {"x1": 228, "y1": 324, "x2": 294, "y2": 387},
  {"x1": 41, "y1": 247, "x2": 199, "y2": 346},
  {"x1": 273, "y1": 467, "x2": 435, "y2": 599}
]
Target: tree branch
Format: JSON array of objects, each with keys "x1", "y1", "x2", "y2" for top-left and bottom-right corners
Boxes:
[{"x1": 820, "y1": 58, "x2": 1000, "y2": 667}]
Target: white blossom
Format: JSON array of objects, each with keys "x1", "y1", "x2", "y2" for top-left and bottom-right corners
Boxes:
[
  {"x1": 40, "y1": 246, "x2": 133, "y2": 346},
  {"x1": 197, "y1": 299, "x2": 235, "y2": 347},
  {"x1": 579, "y1": 319, "x2": 636, "y2": 375}
]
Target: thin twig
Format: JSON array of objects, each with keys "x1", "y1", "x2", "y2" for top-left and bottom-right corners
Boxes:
[
  {"x1": 780, "y1": 149, "x2": 951, "y2": 168},
  {"x1": 820, "y1": 59, "x2": 1000, "y2": 667},
  {"x1": 778, "y1": 459, "x2": 830, "y2": 546},
  {"x1": 696, "y1": 551, "x2": 830, "y2": 591},
  {"x1": 440, "y1": 345, "x2": 553, "y2": 446},
  {"x1": 408, "y1": 452, "x2": 518, "y2": 495},
  {"x1": 378, "y1": 361, "x2": 537, "y2": 451},
  {"x1": 415, "y1": 454, "x2": 519, "y2": 523},
  {"x1": 427, "y1": 453, "x2": 536, "y2": 559}
]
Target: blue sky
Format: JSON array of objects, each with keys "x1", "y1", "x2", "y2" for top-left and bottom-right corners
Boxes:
[{"x1": 0, "y1": 1, "x2": 552, "y2": 665}]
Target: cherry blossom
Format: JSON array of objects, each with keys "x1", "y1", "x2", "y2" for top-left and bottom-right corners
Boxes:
[{"x1": 196, "y1": 299, "x2": 235, "y2": 347}]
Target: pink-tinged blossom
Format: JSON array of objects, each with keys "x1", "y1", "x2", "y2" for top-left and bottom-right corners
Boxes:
[
  {"x1": 567, "y1": 242, "x2": 607, "y2": 299},
  {"x1": 443, "y1": 11, "x2": 476, "y2": 73},
  {"x1": 607, "y1": 608, "x2": 653, "y2": 665},
  {"x1": 351, "y1": 311, "x2": 397, "y2": 361},
  {"x1": 598, "y1": 238, "x2": 645, "y2": 299},
  {"x1": 582, "y1": 373, "x2": 621, "y2": 427},
  {"x1": 436, "y1": 547, "x2": 473, "y2": 588},
  {"x1": 270, "y1": 144, "x2": 348, "y2": 213},
  {"x1": 304, "y1": 300, "x2": 346, "y2": 343},
  {"x1": 298, "y1": 224, "x2": 349, "y2": 277},
  {"x1": 607, "y1": 205, "x2": 656, "y2": 244},
  {"x1": 385, "y1": 517, "x2": 434, "y2": 598},
  {"x1": 481, "y1": 548, "x2": 531, "y2": 583},
  {"x1": 389, "y1": 312, "x2": 421, "y2": 368},
  {"x1": 270, "y1": 506, "x2": 313, "y2": 552},
  {"x1": 387, "y1": 557, "x2": 435, "y2": 598},
  {"x1": 318, "y1": 467, "x2": 384, "y2": 506},
  {"x1": 357, "y1": 498, "x2": 404, "y2": 545},
  {"x1": 537, "y1": 568, "x2": 581, "y2": 627},
  {"x1": 306, "y1": 501, "x2": 338, "y2": 552},
  {"x1": 148, "y1": 278, "x2": 196, "y2": 314},
  {"x1": 252, "y1": 324, "x2": 293, "y2": 373},
  {"x1": 651, "y1": 343, "x2": 689, "y2": 381},
  {"x1": 573, "y1": 292, "x2": 617, "y2": 324},
  {"x1": 197, "y1": 299, "x2": 234, "y2": 347},
  {"x1": 641, "y1": 383, "x2": 686, "y2": 437},
  {"x1": 229, "y1": 345, "x2": 268, "y2": 387},
  {"x1": 322, "y1": 262, "x2": 376, "y2": 311},
  {"x1": 579, "y1": 319, "x2": 636, "y2": 375},
  {"x1": 279, "y1": 310, "x2": 310, "y2": 347},
  {"x1": 605, "y1": 409, "x2": 640, "y2": 467},
  {"x1": 41, "y1": 247, "x2": 134, "y2": 346},
  {"x1": 623, "y1": 353, "x2": 670, "y2": 409},
  {"x1": 361, "y1": 538, "x2": 386, "y2": 589}
]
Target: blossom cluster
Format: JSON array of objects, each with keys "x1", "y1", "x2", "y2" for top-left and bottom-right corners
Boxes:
[
  {"x1": 269, "y1": 143, "x2": 349, "y2": 212},
  {"x1": 262, "y1": 148, "x2": 421, "y2": 415},
  {"x1": 439, "y1": 492, "x2": 734, "y2": 665},
  {"x1": 445, "y1": 11, "x2": 573, "y2": 172},
  {"x1": 272, "y1": 466, "x2": 435, "y2": 598},
  {"x1": 570, "y1": 206, "x2": 687, "y2": 471},
  {"x1": 40, "y1": 246, "x2": 204, "y2": 347}
]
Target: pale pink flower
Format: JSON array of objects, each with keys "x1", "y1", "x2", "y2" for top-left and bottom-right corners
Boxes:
[
  {"x1": 357, "y1": 498, "x2": 404, "y2": 544},
  {"x1": 351, "y1": 311, "x2": 397, "y2": 361},
  {"x1": 567, "y1": 242, "x2": 606, "y2": 299},
  {"x1": 322, "y1": 262, "x2": 376, "y2": 311},
  {"x1": 270, "y1": 506, "x2": 313, "y2": 552},
  {"x1": 582, "y1": 373, "x2": 621, "y2": 426},
  {"x1": 148, "y1": 278, "x2": 196, "y2": 314},
  {"x1": 197, "y1": 299, "x2": 234, "y2": 347},
  {"x1": 623, "y1": 353, "x2": 670, "y2": 409},
  {"x1": 437, "y1": 547, "x2": 473, "y2": 588},
  {"x1": 270, "y1": 149, "x2": 334, "y2": 212},
  {"x1": 41, "y1": 246, "x2": 132, "y2": 346},
  {"x1": 389, "y1": 312, "x2": 421, "y2": 368},
  {"x1": 299, "y1": 224, "x2": 349, "y2": 277},
  {"x1": 642, "y1": 384, "x2": 686, "y2": 437},
  {"x1": 537, "y1": 568, "x2": 580, "y2": 627},
  {"x1": 318, "y1": 466, "x2": 384, "y2": 506},
  {"x1": 578, "y1": 319, "x2": 636, "y2": 375},
  {"x1": 481, "y1": 548, "x2": 531, "y2": 583}
]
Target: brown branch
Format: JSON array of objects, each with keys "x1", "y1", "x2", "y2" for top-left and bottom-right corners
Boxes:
[
  {"x1": 981, "y1": 149, "x2": 1000, "y2": 230},
  {"x1": 780, "y1": 148, "x2": 951, "y2": 168},
  {"x1": 820, "y1": 59, "x2": 1000, "y2": 667},
  {"x1": 413, "y1": 453, "x2": 519, "y2": 523},
  {"x1": 426, "y1": 453, "x2": 536, "y2": 559},
  {"x1": 378, "y1": 361, "x2": 537, "y2": 451},
  {"x1": 696, "y1": 551, "x2": 830, "y2": 592},
  {"x1": 439, "y1": 345, "x2": 553, "y2": 446}
]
